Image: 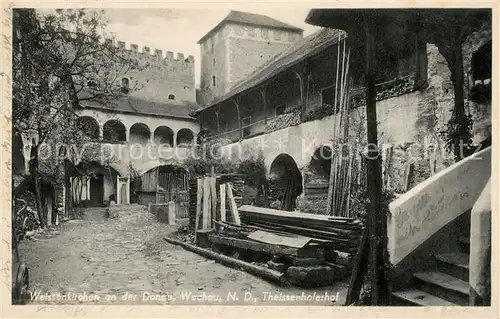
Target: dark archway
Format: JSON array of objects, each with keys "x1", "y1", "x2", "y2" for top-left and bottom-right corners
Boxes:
[
  {"x1": 269, "y1": 154, "x2": 303, "y2": 211},
  {"x1": 134, "y1": 165, "x2": 189, "y2": 215},
  {"x1": 471, "y1": 40, "x2": 492, "y2": 83},
  {"x1": 76, "y1": 116, "x2": 99, "y2": 139},
  {"x1": 153, "y1": 126, "x2": 174, "y2": 147},
  {"x1": 305, "y1": 145, "x2": 332, "y2": 197},
  {"x1": 103, "y1": 120, "x2": 126, "y2": 143},
  {"x1": 129, "y1": 123, "x2": 151, "y2": 145},
  {"x1": 177, "y1": 128, "x2": 194, "y2": 147}
]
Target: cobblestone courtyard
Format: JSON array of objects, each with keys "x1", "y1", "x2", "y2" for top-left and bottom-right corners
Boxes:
[{"x1": 18, "y1": 206, "x2": 347, "y2": 306}]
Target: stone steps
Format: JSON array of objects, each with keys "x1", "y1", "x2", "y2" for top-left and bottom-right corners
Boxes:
[
  {"x1": 392, "y1": 288, "x2": 459, "y2": 306},
  {"x1": 391, "y1": 249, "x2": 471, "y2": 306},
  {"x1": 435, "y1": 252, "x2": 469, "y2": 282},
  {"x1": 413, "y1": 270, "x2": 469, "y2": 305}
]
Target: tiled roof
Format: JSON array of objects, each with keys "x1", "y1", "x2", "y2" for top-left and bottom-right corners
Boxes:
[
  {"x1": 198, "y1": 10, "x2": 304, "y2": 44},
  {"x1": 193, "y1": 28, "x2": 345, "y2": 114},
  {"x1": 80, "y1": 95, "x2": 198, "y2": 120}
]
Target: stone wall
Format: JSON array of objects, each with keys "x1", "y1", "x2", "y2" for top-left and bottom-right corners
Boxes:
[
  {"x1": 199, "y1": 22, "x2": 303, "y2": 103},
  {"x1": 199, "y1": 25, "x2": 229, "y2": 103},
  {"x1": 114, "y1": 41, "x2": 196, "y2": 105}
]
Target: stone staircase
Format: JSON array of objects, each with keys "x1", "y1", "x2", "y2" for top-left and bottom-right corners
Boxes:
[{"x1": 391, "y1": 236, "x2": 470, "y2": 306}]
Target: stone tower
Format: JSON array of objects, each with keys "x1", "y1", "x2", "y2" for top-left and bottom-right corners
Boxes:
[{"x1": 198, "y1": 10, "x2": 304, "y2": 104}]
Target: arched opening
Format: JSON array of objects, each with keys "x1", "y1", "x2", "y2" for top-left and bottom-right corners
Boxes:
[
  {"x1": 269, "y1": 154, "x2": 303, "y2": 211},
  {"x1": 103, "y1": 120, "x2": 126, "y2": 143},
  {"x1": 471, "y1": 40, "x2": 492, "y2": 84},
  {"x1": 76, "y1": 116, "x2": 99, "y2": 139},
  {"x1": 168, "y1": 94, "x2": 176, "y2": 100},
  {"x1": 305, "y1": 145, "x2": 332, "y2": 196},
  {"x1": 177, "y1": 128, "x2": 194, "y2": 147},
  {"x1": 469, "y1": 40, "x2": 492, "y2": 103},
  {"x1": 153, "y1": 126, "x2": 174, "y2": 147},
  {"x1": 129, "y1": 123, "x2": 151, "y2": 145},
  {"x1": 133, "y1": 165, "x2": 189, "y2": 217}
]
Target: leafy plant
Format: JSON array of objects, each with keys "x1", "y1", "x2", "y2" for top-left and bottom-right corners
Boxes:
[
  {"x1": 439, "y1": 110, "x2": 474, "y2": 161},
  {"x1": 13, "y1": 9, "x2": 145, "y2": 227},
  {"x1": 303, "y1": 103, "x2": 337, "y2": 122}
]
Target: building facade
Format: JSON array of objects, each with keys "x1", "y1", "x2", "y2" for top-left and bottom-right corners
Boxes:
[
  {"x1": 194, "y1": 21, "x2": 491, "y2": 210},
  {"x1": 198, "y1": 10, "x2": 304, "y2": 104}
]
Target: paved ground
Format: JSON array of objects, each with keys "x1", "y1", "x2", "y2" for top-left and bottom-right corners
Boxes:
[{"x1": 18, "y1": 205, "x2": 348, "y2": 306}]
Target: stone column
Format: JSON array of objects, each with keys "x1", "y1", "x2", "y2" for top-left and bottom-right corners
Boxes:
[
  {"x1": 86, "y1": 177, "x2": 90, "y2": 200},
  {"x1": 126, "y1": 177, "x2": 131, "y2": 204},
  {"x1": 99, "y1": 125, "x2": 103, "y2": 140},
  {"x1": 116, "y1": 174, "x2": 121, "y2": 204}
]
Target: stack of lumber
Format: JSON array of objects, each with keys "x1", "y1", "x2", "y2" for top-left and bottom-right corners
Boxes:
[{"x1": 238, "y1": 205, "x2": 363, "y2": 255}]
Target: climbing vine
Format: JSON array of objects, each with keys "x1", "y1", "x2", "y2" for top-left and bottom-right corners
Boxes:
[{"x1": 440, "y1": 110, "x2": 474, "y2": 161}]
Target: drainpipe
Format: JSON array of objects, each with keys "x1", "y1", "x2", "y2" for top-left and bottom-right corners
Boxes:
[{"x1": 469, "y1": 178, "x2": 491, "y2": 306}]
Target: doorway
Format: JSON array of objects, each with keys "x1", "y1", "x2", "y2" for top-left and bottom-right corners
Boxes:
[{"x1": 89, "y1": 176, "x2": 104, "y2": 207}]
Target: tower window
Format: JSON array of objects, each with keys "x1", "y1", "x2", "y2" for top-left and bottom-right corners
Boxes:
[
  {"x1": 213, "y1": 58, "x2": 216, "y2": 66},
  {"x1": 168, "y1": 94, "x2": 176, "y2": 100},
  {"x1": 121, "y1": 77, "x2": 130, "y2": 94},
  {"x1": 212, "y1": 76, "x2": 216, "y2": 87}
]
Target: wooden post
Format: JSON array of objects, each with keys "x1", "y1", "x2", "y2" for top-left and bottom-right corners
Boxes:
[
  {"x1": 215, "y1": 106, "x2": 221, "y2": 137},
  {"x1": 220, "y1": 183, "x2": 226, "y2": 230},
  {"x1": 233, "y1": 97, "x2": 242, "y2": 140},
  {"x1": 404, "y1": 161, "x2": 415, "y2": 192},
  {"x1": 295, "y1": 71, "x2": 305, "y2": 121},
  {"x1": 210, "y1": 168, "x2": 217, "y2": 230},
  {"x1": 345, "y1": 227, "x2": 369, "y2": 305},
  {"x1": 202, "y1": 176, "x2": 211, "y2": 229},
  {"x1": 226, "y1": 183, "x2": 241, "y2": 225},
  {"x1": 363, "y1": 12, "x2": 389, "y2": 305},
  {"x1": 259, "y1": 86, "x2": 268, "y2": 126}
]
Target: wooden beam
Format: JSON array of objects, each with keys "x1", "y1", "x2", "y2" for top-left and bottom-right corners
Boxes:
[
  {"x1": 209, "y1": 234, "x2": 312, "y2": 257},
  {"x1": 194, "y1": 178, "x2": 203, "y2": 241},
  {"x1": 259, "y1": 86, "x2": 268, "y2": 126},
  {"x1": 202, "y1": 177, "x2": 211, "y2": 229},
  {"x1": 294, "y1": 71, "x2": 305, "y2": 120},
  {"x1": 164, "y1": 236, "x2": 288, "y2": 286},
  {"x1": 345, "y1": 227, "x2": 369, "y2": 305},
  {"x1": 232, "y1": 97, "x2": 242, "y2": 140},
  {"x1": 404, "y1": 161, "x2": 415, "y2": 192},
  {"x1": 363, "y1": 12, "x2": 390, "y2": 305},
  {"x1": 220, "y1": 183, "x2": 226, "y2": 228},
  {"x1": 210, "y1": 175, "x2": 217, "y2": 230},
  {"x1": 215, "y1": 106, "x2": 221, "y2": 136},
  {"x1": 226, "y1": 182, "x2": 241, "y2": 225}
]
